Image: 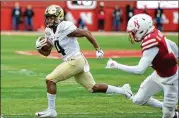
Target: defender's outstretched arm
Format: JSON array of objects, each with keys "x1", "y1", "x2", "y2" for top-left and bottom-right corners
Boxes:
[{"x1": 106, "y1": 47, "x2": 159, "y2": 74}]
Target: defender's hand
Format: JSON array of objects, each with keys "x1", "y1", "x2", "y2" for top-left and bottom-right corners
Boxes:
[
  {"x1": 105, "y1": 58, "x2": 119, "y2": 69},
  {"x1": 35, "y1": 37, "x2": 47, "y2": 50},
  {"x1": 96, "y1": 48, "x2": 104, "y2": 58}
]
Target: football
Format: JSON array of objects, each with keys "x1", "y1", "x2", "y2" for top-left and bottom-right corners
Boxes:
[{"x1": 39, "y1": 37, "x2": 52, "y2": 51}]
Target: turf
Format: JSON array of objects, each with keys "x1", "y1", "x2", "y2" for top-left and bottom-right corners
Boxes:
[{"x1": 1, "y1": 34, "x2": 178, "y2": 118}]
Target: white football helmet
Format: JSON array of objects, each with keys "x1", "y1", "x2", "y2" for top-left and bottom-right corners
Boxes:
[{"x1": 127, "y1": 14, "x2": 154, "y2": 43}]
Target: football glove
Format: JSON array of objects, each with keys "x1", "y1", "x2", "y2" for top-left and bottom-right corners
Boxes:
[
  {"x1": 96, "y1": 48, "x2": 104, "y2": 58},
  {"x1": 35, "y1": 37, "x2": 47, "y2": 50},
  {"x1": 105, "y1": 58, "x2": 119, "y2": 69}
]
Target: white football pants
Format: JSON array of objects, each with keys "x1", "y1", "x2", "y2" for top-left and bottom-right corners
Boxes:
[{"x1": 132, "y1": 71, "x2": 178, "y2": 118}]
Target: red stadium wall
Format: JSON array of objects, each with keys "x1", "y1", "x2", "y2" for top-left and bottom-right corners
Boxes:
[{"x1": 1, "y1": 1, "x2": 178, "y2": 32}]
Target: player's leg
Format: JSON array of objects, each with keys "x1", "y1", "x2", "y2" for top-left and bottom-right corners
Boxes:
[
  {"x1": 74, "y1": 54, "x2": 132, "y2": 98},
  {"x1": 36, "y1": 57, "x2": 85, "y2": 117},
  {"x1": 161, "y1": 73, "x2": 178, "y2": 118},
  {"x1": 94, "y1": 83, "x2": 133, "y2": 99},
  {"x1": 74, "y1": 71, "x2": 133, "y2": 99},
  {"x1": 74, "y1": 71, "x2": 96, "y2": 92},
  {"x1": 132, "y1": 73, "x2": 163, "y2": 109},
  {"x1": 46, "y1": 61, "x2": 83, "y2": 106}
]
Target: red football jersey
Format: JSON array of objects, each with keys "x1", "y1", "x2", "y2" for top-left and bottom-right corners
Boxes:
[{"x1": 141, "y1": 28, "x2": 178, "y2": 77}]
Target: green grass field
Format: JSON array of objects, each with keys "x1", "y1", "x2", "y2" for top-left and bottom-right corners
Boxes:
[{"x1": 1, "y1": 34, "x2": 178, "y2": 118}]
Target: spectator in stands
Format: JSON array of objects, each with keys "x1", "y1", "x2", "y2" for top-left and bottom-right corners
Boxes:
[
  {"x1": 65, "y1": 11, "x2": 76, "y2": 24},
  {"x1": 24, "y1": 5, "x2": 34, "y2": 31},
  {"x1": 155, "y1": 3, "x2": 163, "y2": 31},
  {"x1": 112, "y1": 5, "x2": 122, "y2": 31},
  {"x1": 143, "y1": 5, "x2": 148, "y2": 14},
  {"x1": 12, "y1": 2, "x2": 22, "y2": 31},
  {"x1": 97, "y1": 2, "x2": 105, "y2": 31},
  {"x1": 126, "y1": 4, "x2": 134, "y2": 21},
  {"x1": 78, "y1": 16, "x2": 87, "y2": 30}
]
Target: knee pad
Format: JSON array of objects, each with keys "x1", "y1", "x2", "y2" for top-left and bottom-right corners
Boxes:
[
  {"x1": 46, "y1": 74, "x2": 51, "y2": 80},
  {"x1": 46, "y1": 74, "x2": 56, "y2": 83},
  {"x1": 132, "y1": 95, "x2": 147, "y2": 105}
]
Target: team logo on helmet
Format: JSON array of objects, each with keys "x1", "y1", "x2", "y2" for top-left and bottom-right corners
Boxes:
[{"x1": 134, "y1": 20, "x2": 140, "y2": 29}]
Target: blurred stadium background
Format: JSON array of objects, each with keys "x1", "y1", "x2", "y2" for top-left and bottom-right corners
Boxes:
[
  {"x1": 1, "y1": 1, "x2": 178, "y2": 118},
  {"x1": 1, "y1": 1, "x2": 178, "y2": 32}
]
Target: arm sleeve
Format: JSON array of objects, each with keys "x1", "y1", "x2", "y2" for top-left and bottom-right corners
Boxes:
[
  {"x1": 166, "y1": 39, "x2": 178, "y2": 58},
  {"x1": 116, "y1": 47, "x2": 159, "y2": 74}
]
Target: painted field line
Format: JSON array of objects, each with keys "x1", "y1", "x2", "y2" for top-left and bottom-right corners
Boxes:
[
  {"x1": 6, "y1": 112, "x2": 159, "y2": 116},
  {"x1": 15, "y1": 50, "x2": 142, "y2": 59}
]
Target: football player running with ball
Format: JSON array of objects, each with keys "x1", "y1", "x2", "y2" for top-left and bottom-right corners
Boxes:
[
  {"x1": 106, "y1": 14, "x2": 178, "y2": 118},
  {"x1": 35, "y1": 5, "x2": 132, "y2": 118}
]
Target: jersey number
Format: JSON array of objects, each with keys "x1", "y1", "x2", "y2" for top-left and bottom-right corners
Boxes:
[{"x1": 54, "y1": 40, "x2": 66, "y2": 55}]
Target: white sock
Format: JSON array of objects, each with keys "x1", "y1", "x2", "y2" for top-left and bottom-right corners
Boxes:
[
  {"x1": 147, "y1": 97, "x2": 163, "y2": 109},
  {"x1": 106, "y1": 85, "x2": 125, "y2": 95},
  {"x1": 47, "y1": 93, "x2": 56, "y2": 110}
]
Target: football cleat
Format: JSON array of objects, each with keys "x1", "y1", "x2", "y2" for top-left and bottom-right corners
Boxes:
[
  {"x1": 173, "y1": 112, "x2": 178, "y2": 118},
  {"x1": 35, "y1": 109, "x2": 57, "y2": 118},
  {"x1": 122, "y1": 84, "x2": 133, "y2": 99}
]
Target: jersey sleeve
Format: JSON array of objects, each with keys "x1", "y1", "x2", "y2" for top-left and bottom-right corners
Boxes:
[
  {"x1": 141, "y1": 38, "x2": 159, "y2": 52},
  {"x1": 116, "y1": 47, "x2": 159, "y2": 74}
]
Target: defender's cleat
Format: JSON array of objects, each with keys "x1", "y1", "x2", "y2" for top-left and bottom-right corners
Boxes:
[
  {"x1": 35, "y1": 109, "x2": 57, "y2": 118},
  {"x1": 173, "y1": 112, "x2": 178, "y2": 118}
]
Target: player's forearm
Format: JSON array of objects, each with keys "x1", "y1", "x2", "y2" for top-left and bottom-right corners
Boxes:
[
  {"x1": 116, "y1": 64, "x2": 146, "y2": 75},
  {"x1": 115, "y1": 56, "x2": 151, "y2": 74},
  {"x1": 85, "y1": 31, "x2": 100, "y2": 49},
  {"x1": 68, "y1": 29, "x2": 100, "y2": 49}
]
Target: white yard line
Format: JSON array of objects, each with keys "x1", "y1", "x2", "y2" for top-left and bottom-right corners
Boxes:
[
  {"x1": 16, "y1": 51, "x2": 33, "y2": 55},
  {"x1": 5, "y1": 112, "x2": 159, "y2": 116}
]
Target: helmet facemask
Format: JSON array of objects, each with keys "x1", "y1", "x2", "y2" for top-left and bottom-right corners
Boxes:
[
  {"x1": 128, "y1": 31, "x2": 136, "y2": 44},
  {"x1": 128, "y1": 29, "x2": 147, "y2": 44},
  {"x1": 45, "y1": 15, "x2": 59, "y2": 28}
]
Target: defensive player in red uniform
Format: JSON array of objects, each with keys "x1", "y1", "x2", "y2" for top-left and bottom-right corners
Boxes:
[{"x1": 106, "y1": 14, "x2": 178, "y2": 118}]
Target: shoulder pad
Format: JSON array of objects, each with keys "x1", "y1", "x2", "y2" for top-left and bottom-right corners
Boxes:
[{"x1": 57, "y1": 21, "x2": 75, "y2": 32}]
